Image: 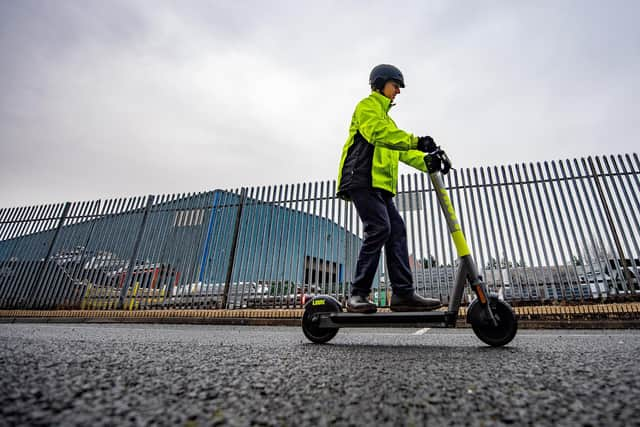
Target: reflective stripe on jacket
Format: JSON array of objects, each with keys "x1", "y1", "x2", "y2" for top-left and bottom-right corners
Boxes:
[{"x1": 337, "y1": 91, "x2": 428, "y2": 198}]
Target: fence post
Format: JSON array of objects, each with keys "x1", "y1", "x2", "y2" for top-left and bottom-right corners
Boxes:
[
  {"x1": 222, "y1": 188, "x2": 247, "y2": 308},
  {"x1": 26, "y1": 202, "x2": 72, "y2": 308},
  {"x1": 587, "y1": 157, "x2": 634, "y2": 292},
  {"x1": 117, "y1": 195, "x2": 154, "y2": 309}
]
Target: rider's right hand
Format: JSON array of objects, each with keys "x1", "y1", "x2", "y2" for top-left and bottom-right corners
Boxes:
[{"x1": 417, "y1": 136, "x2": 438, "y2": 153}]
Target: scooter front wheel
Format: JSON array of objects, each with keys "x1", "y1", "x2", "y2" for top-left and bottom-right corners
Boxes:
[
  {"x1": 467, "y1": 296, "x2": 517, "y2": 347},
  {"x1": 302, "y1": 295, "x2": 341, "y2": 344}
]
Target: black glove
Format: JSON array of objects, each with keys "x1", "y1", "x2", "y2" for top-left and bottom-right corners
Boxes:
[
  {"x1": 416, "y1": 136, "x2": 438, "y2": 153},
  {"x1": 424, "y1": 149, "x2": 452, "y2": 175}
]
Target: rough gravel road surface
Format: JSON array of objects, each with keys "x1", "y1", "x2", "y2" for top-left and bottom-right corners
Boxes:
[{"x1": 1, "y1": 324, "x2": 639, "y2": 426}]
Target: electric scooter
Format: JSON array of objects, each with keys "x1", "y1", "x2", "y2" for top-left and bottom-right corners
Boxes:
[{"x1": 301, "y1": 166, "x2": 518, "y2": 347}]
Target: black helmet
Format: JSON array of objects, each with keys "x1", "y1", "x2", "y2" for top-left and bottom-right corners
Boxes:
[{"x1": 369, "y1": 64, "x2": 405, "y2": 90}]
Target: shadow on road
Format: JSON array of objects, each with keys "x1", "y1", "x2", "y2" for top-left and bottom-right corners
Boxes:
[{"x1": 301, "y1": 342, "x2": 520, "y2": 354}]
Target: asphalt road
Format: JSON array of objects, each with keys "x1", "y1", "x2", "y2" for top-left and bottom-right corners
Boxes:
[{"x1": 1, "y1": 323, "x2": 639, "y2": 427}]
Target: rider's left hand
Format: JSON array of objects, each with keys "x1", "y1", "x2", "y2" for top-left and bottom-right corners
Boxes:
[{"x1": 424, "y1": 149, "x2": 452, "y2": 175}]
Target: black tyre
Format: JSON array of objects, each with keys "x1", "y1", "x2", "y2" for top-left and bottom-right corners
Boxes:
[
  {"x1": 302, "y1": 295, "x2": 341, "y2": 344},
  {"x1": 467, "y1": 296, "x2": 517, "y2": 347}
]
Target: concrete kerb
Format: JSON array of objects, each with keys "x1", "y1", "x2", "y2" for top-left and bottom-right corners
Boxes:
[
  {"x1": 0, "y1": 309, "x2": 305, "y2": 327},
  {"x1": 1, "y1": 303, "x2": 640, "y2": 328}
]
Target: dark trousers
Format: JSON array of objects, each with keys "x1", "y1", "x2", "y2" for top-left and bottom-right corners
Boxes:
[{"x1": 350, "y1": 189, "x2": 414, "y2": 297}]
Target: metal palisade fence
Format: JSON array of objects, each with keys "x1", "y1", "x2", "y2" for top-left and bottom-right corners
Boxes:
[{"x1": 0, "y1": 154, "x2": 639, "y2": 311}]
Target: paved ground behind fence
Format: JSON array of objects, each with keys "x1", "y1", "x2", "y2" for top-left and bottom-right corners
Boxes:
[{"x1": 2, "y1": 302, "x2": 640, "y2": 328}]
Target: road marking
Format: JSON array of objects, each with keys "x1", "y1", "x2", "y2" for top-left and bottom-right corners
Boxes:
[{"x1": 414, "y1": 328, "x2": 431, "y2": 335}]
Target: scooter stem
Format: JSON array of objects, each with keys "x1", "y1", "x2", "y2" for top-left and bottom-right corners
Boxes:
[
  {"x1": 429, "y1": 172, "x2": 470, "y2": 258},
  {"x1": 429, "y1": 172, "x2": 498, "y2": 326}
]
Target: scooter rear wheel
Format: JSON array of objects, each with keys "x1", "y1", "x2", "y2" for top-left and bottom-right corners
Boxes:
[
  {"x1": 467, "y1": 296, "x2": 517, "y2": 347},
  {"x1": 302, "y1": 295, "x2": 341, "y2": 344}
]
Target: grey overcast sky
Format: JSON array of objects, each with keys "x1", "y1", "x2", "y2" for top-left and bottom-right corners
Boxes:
[{"x1": 1, "y1": 0, "x2": 639, "y2": 208}]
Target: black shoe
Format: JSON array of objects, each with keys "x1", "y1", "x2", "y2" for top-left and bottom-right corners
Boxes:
[
  {"x1": 390, "y1": 293, "x2": 442, "y2": 312},
  {"x1": 346, "y1": 295, "x2": 377, "y2": 314}
]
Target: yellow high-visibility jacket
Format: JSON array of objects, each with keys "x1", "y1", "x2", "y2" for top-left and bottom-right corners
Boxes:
[{"x1": 337, "y1": 91, "x2": 427, "y2": 199}]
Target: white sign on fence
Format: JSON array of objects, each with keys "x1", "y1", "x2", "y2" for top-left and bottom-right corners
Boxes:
[{"x1": 395, "y1": 191, "x2": 423, "y2": 212}]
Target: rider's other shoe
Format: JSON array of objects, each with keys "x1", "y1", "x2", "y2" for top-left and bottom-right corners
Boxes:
[{"x1": 389, "y1": 293, "x2": 443, "y2": 312}]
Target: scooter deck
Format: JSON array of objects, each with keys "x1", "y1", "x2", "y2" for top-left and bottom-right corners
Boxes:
[{"x1": 318, "y1": 311, "x2": 458, "y2": 329}]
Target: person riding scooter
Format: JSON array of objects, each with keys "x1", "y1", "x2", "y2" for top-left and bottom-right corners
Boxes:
[{"x1": 336, "y1": 64, "x2": 452, "y2": 314}]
